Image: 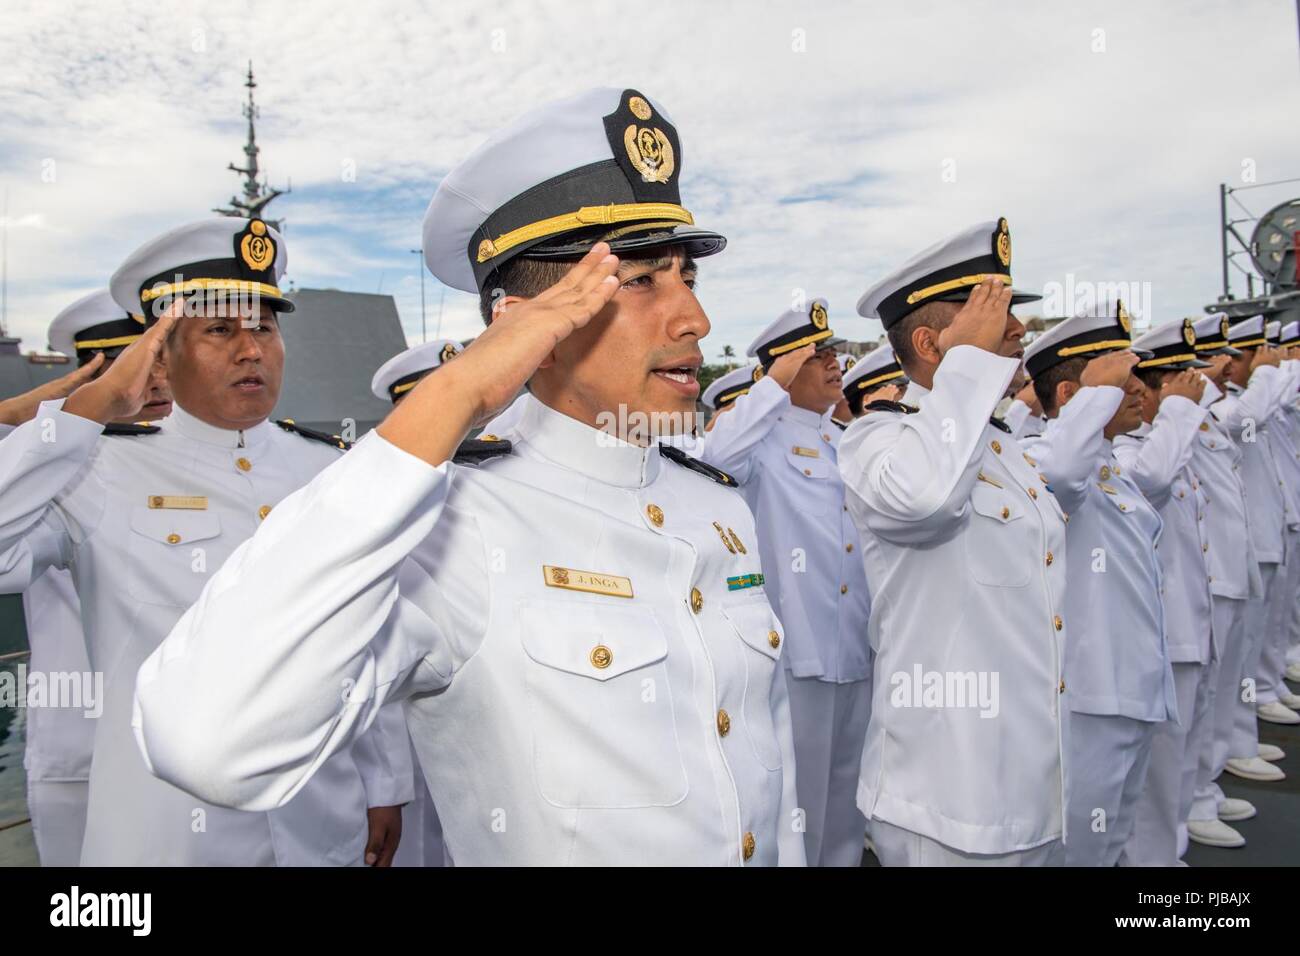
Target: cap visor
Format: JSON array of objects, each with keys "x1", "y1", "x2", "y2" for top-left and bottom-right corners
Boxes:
[
  {"x1": 526, "y1": 223, "x2": 727, "y2": 262},
  {"x1": 815, "y1": 336, "x2": 847, "y2": 352}
]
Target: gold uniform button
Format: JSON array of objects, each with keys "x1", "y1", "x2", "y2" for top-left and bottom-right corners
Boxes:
[
  {"x1": 1099, "y1": 465, "x2": 1111, "y2": 480},
  {"x1": 258, "y1": 505, "x2": 272, "y2": 520},
  {"x1": 1027, "y1": 487, "x2": 1038, "y2": 500},
  {"x1": 1059, "y1": 679, "x2": 1066, "y2": 694},
  {"x1": 165, "y1": 533, "x2": 181, "y2": 545},
  {"x1": 1001, "y1": 506, "x2": 1010, "y2": 519},
  {"x1": 768, "y1": 630, "x2": 781, "y2": 649},
  {"x1": 840, "y1": 584, "x2": 848, "y2": 595},
  {"x1": 1202, "y1": 543, "x2": 1209, "y2": 552},
  {"x1": 742, "y1": 832, "x2": 756, "y2": 861},
  {"x1": 646, "y1": 504, "x2": 664, "y2": 527},
  {"x1": 804, "y1": 468, "x2": 812, "y2": 476},
  {"x1": 236, "y1": 457, "x2": 252, "y2": 472},
  {"x1": 846, "y1": 543, "x2": 854, "y2": 553},
  {"x1": 717, "y1": 709, "x2": 731, "y2": 737},
  {"x1": 823, "y1": 433, "x2": 832, "y2": 441},
  {"x1": 690, "y1": 588, "x2": 704, "y2": 614},
  {"x1": 1045, "y1": 551, "x2": 1054, "y2": 566},
  {"x1": 589, "y1": 645, "x2": 613, "y2": 669},
  {"x1": 1118, "y1": 503, "x2": 1128, "y2": 512},
  {"x1": 990, "y1": 440, "x2": 1002, "y2": 454},
  {"x1": 1199, "y1": 422, "x2": 1210, "y2": 431},
  {"x1": 1054, "y1": 615, "x2": 1063, "y2": 631}
]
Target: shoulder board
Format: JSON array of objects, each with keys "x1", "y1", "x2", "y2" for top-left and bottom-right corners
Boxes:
[
  {"x1": 989, "y1": 416, "x2": 1012, "y2": 433},
  {"x1": 830, "y1": 417, "x2": 850, "y2": 431},
  {"x1": 274, "y1": 419, "x2": 351, "y2": 451},
  {"x1": 659, "y1": 444, "x2": 737, "y2": 487},
  {"x1": 102, "y1": 422, "x2": 160, "y2": 436},
  {"x1": 863, "y1": 399, "x2": 917, "y2": 415},
  {"x1": 453, "y1": 437, "x2": 513, "y2": 465}
]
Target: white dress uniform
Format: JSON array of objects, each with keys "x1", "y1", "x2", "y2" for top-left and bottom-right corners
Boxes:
[
  {"x1": 135, "y1": 86, "x2": 805, "y2": 867},
  {"x1": 1021, "y1": 305, "x2": 1175, "y2": 867},
  {"x1": 1113, "y1": 319, "x2": 1214, "y2": 866},
  {"x1": 842, "y1": 219, "x2": 1066, "y2": 866},
  {"x1": 840, "y1": 343, "x2": 906, "y2": 419},
  {"x1": 698, "y1": 300, "x2": 871, "y2": 867},
  {"x1": 1183, "y1": 315, "x2": 1264, "y2": 843},
  {"x1": 1214, "y1": 316, "x2": 1294, "y2": 774}
]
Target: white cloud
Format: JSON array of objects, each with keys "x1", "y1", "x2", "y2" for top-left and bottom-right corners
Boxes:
[{"x1": 0, "y1": 0, "x2": 1296, "y2": 356}]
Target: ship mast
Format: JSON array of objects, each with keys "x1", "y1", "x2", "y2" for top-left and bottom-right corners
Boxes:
[{"x1": 214, "y1": 62, "x2": 288, "y2": 229}]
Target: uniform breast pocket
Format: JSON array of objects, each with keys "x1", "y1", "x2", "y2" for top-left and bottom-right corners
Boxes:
[
  {"x1": 126, "y1": 508, "x2": 224, "y2": 607},
  {"x1": 516, "y1": 600, "x2": 687, "y2": 809},
  {"x1": 965, "y1": 484, "x2": 1033, "y2": 588},
  {"x1": 719, "y1": 599, "x2": 785, "y2": 771},
  {"x1": 783, "y1": 451, "x2": 835, "y2": 516}
]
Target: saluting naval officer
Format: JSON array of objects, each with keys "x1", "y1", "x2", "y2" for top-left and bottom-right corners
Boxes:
[
  {"x1": 1113, "y1": 319, "x2": 1214, "y2": 866},
  {"x1": 0, "y1": 219, "x2": 413, "y2": 865},
  {"x1": 1278, "y1": 321, "x2": 1300, "y2": 692},
  {"x1": 368, "y1": 337, "x2": 465, "y2": 868},
  {"x1": 134, "y1": 88, "x2": 805, "y2": 866},
  {"x1": 839, "y1": 343, "x2": 906, "y2": 419},
  {"x1": 0, "y1": 291, "x2": 171, "y2": 865},
  {"x1": 1182, "y1": 313, "x2": 1265, "y2": 848},
  {"x1": 697, "y1": 299, "x2": 871, "y2": 867},
  {"x1": 1214, "y1": 315, "x2": 1294, "y2": 784},
  {"x1": 830, "y1": 353, "x2": 857, "y2": 427},
  {"x1": 1021, "y1": 302, "x2": 1176, "y2": 867},
  {"x1": 840, "y1": 218, "x2": 1069, "y2": 866}
]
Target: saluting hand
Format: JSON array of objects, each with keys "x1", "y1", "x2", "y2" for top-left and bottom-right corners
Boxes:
[
  {"x1": 378, "y1": 243, "x2": 621, "y2": 466},
  {"x1": 873, "y1": 383, "x2": 905, "y2": 404},
  {"x1": 63, "y1": 311, "x2": 178, "y2": 426},
  {"x1": 1013, "y1": 380, "x2": 1042, "y2": 417},
  {"x1": 1079, "y1": 350, "x2": 1139, "y2": 389},
  {"x1": 0, "y1": 352, "x2": 105, "y2": 426},
  {"x1": 768, "y1": 344, "x2": 816, "y2": 391},
  {"x1": 1159, "y1": 369, "x2": 1205, "y2": 404},
  {"x1": 936, "y1": 278, "x2": 1013, "y2": 358},
  {"x1": 1250, "y1": 345, "x2": 1282, "y2": 371}
]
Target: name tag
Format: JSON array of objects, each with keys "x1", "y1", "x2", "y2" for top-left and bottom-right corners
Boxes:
[
  {"x1": 148, "y1": 495, "x2": 208, "y2": 510},
  {"x1": 727, "y1": 572, "x2": 765, "y2": 592},
  {"x1": 543, "y1": 565, "x2": 634, "y2": 599},
  {"x1": 792, "y1": 446, "x2": 820, "y2": 458}
]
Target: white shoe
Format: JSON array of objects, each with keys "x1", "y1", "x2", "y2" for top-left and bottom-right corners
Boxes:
[
  {"x1": 1218, "y1": 797, "x2": 1257, "y2": 822},
  {"x1": 1280, "y1": 692, "x2": 1300, "y2": 710},
  {"x1": 1257, "y1": 700, "x2": 1300, "y2": 725},
  {"x1": 1225, "y1": 756, "x2": 1286, "y2": 781},
  {"x1": 1286, "y1": 662, "x2": 1300, "y2": 682},
  {"x1": 1187, "y1": 819, "x2": 1245, "y2": 848},
  {"x1": 1258, "y1": 742, "x2": 1286, "y2": 762}
]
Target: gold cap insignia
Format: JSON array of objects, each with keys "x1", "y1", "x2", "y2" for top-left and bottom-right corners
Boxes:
[
  {"x1": 476, "y1": 238, "x2": 498, "y2": 263},
  {"x1": 753, "y1": 364, "x2": 766, "y2": 383},
  {"x1": 628, "y1": 96, "x2": 652, "y2": 121},
  {"x1": 994, "y1": 217, "x2": 1011, "y2": 269},
  {"x1": 440, "y1": 343, "x2": 460, "y2": 364},
  {"x1": 810, "y1": 301, "x2": 828, "y2": 330},
  {"x1": 239, "y1": 219, "x2": 275, "y2": 272},
  {"x1": 1182, "y1": 319, "x2": 1196, "y2": 347},
  {"x1": 844, "y1": 356, "x2": 856, "y2": 370},
  {"x1": 1117, "y1": 299, "x2": 1132, "y2": 335},
  {"x1": 624, "y1": 124, "x2": 675, "y2": 184}
]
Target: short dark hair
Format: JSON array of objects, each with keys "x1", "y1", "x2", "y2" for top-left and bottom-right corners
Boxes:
[
  {"x1": 886, "y1": 300, "x2": 957, "y2": 373},
  {"x1": 478, "y1": 256, "x2": 574, "y2": 325},
  {"x1": 1135, "y1": 367, "x2": 1170, "y2": 393},
  {"x1": 1032, "y1": 356, "x2": 1089, "y2": 414}
]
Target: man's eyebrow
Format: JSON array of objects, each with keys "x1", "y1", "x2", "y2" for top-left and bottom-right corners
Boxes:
[{"x1": 616, "y1": 253, "x2": 699, "y2": 275}]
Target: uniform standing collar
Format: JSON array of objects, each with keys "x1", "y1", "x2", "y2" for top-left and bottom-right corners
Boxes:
[
  {"x1": 779, "y1": 403, "x2": 829, "y2": 429},
  {"x1": 162, "y1": 401, "x2": 271, "y2": 450},
  {"x1": 516, "y1": 394, "x2": 662, "y2": 488}
]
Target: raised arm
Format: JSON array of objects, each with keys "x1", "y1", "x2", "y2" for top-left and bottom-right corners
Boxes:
[
  {"x1": 700, "y1": 346, "x2": 811, "y2": 482},
  {"x1": 1113, "y1": 374, "x2": 1206, "y2": 508}
]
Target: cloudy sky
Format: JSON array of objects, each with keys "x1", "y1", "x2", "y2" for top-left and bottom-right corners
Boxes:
[{"x1": 1, "y1": 0, "x2": 1297, "y2": 360}]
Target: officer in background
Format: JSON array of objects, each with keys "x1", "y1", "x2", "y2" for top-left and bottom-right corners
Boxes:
[
  {"x1": 1180, "y1": 313, "x2": 1265, "y2": 849},
  {"x1": 699, "y1": 299, "x2": 872, "y2": 867},
  {"x1": 699, "y1": 362, "x2": 758, "y2": 430},
  {"x1": 839, "y1": 344, "x2": 906, "y2": 419},
  {"x1": 840, "y1": 219, "x2": 1068, "y2": 866},
  {"x1": 1278, "y1": 320, "x2": 1300, "y2": 689},
  {"x1": 1115, "y1": 319, "x2": 1213, "y2": 866},
  {"x1": 1022, "y1": 303, "x2": 1175, "y2": 867},
  {"x1": 0, "y1": 219, "x2": 412, "y2": 865},
  {"x1": 0, "y1": 291, "x2": 170, "y2": 865},
  {"x1": 830, "y1": 353, "x2": 856, "y2": 428},
  {"x1": 135, "y1": 88, "x2": 805, "y2": 866}
]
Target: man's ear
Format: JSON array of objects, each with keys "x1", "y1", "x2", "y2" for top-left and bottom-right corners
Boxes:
[
  {"x1": 1056, "y1": 379, "x2": 1079, "y2": 409},
  {"x1": 910, "y1": 324, "x2": 942, "y2": 367}
]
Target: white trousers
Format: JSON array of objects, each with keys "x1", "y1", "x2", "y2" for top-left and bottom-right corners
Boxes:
[
  {"x1": 27, "y1": 778, "x2": 89, "y2": 867},
  {"x1": 784, "y1": 672, "x2": 871, "y2": 867},
  {"x1": 1233, "y1": 563, "x2": 1284, "y2": 753},
  {"x1": 1065, "y1": 712, "x2": 1156, "y2": 866},
  {"x1": 871, "y1": 818, "x2": 1064, "y2": 866},
  {"x1": 1258, "y1": 536, "x2": 1300, "y2": 704},
  {"x1": 1191, "y1": 596, "x2": 1248, "y2": 825},
  {"x1": 1126, "y1": 662, "x2": 1211, "y2": 865}
]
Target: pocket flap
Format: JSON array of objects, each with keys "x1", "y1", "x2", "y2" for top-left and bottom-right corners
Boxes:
[
  {"x1": 128, "y1": 507, "x2": 223, "y2": 546},
  {"x1": 783, "y1": 450, "x2": 833, "y2": 480},
  {"x1": 517, "y1": 600, "x2": 668, "y2": 682},
  {"x1": 969, "y1": 484, "x2": 1022, "y2": 523},
  {"x1": 719, "y1": 598, "x2": 783, "y2": 661}
]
